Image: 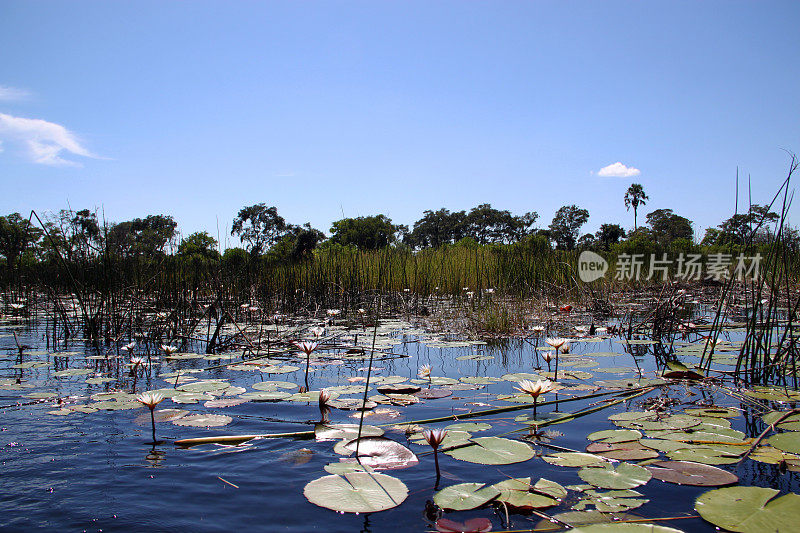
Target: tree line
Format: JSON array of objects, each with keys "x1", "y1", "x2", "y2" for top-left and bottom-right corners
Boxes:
[{"x1": 0, "y1": 183, "x2": 796, "y2": 282}]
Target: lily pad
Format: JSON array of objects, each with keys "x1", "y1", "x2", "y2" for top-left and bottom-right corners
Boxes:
[
  {"x1": 172, "y1": 413, "x2": 233, "y2": 427},
  {"x1": 444, "y1": 437, "x2": 535, "y2": 465},
  {"x1": 314, "y1": 423, "x2": 384, "y2": 441},
  {"x1": 586, "y1": 442, "x2": 659, "y2": 461},
  {"x1": 542, "y1": 452, "x2": 607, "y2": 468},
  {"x1": 768, "y1": 432, "x2": 800, "y2": 454},
  {"x1": 695, "y1": 486, "x2": 800, "y2": 532},
  {"x1": 578, "y1": 462, "x2": 651, "y2": 489},
  {"x1": 341, "y1": 437, "x2": 419, "y2": 470},
  {"x1": 646, "y1": 460, "x2": 738, "y2": 486},
  {"x1": 587, "y1": 429, "x2": 642, "y2": 443},
  {"x1": 304, "y1": 472, "x2": 408, "y2": 513},
  {"x1": 492, "y1": 477, "x2": 566, "y2": 510},
  {"x1": 433, "y1": 482, "x2": 500, "y2": 511}
]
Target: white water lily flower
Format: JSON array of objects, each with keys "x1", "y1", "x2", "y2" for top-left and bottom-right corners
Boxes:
[
  {"x1": 130, "y1": 356, "x2": 147, "y2": 367},
  {"x1": 136, "y1": 391, "x2": 164, "y2": 409},
  {"x1": 545, "y1": 338, "x2": 569, "y2": 350},
  {"x1": 121, "y1": 342, "x2": 136, "y2": 352},
  {"x1": 541, "y1": 351, "x2": 554, "y2": 363},
  {"x1": 514, "y1": 379, "x2": 556, "y2": 399},
  {"x1": 293, "y1": 341, "x2": 318, "y2": 356},
  {"x1": 310, "y1": 326, "x2": 325, "y2": 338},
  {"x1": 160, "y1": 344, "x2": 178, "y2": 355},
  {"x1": 326, "y1": 309, "x2": 341, "y2": 317},
  {"x1": 418, "y1": 364, "x2": 432, "y2": 379}
]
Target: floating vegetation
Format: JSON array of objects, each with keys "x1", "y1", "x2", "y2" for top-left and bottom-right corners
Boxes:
[{"x1": 2, "y1": 277, "x2": 800, "y2": 532}]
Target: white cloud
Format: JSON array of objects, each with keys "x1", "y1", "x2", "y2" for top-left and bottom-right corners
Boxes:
[
  {"x1": 0, "y1": 85, "x2": 31, "y2": 101},
  {"x1": 0, "y1": 112, "x2": 97, "y2": 166},
  {"x1": 597, "y1": 162, "x2": 641, "y2": 178}
]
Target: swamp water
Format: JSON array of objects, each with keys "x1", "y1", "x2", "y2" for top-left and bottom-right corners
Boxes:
[{"x1": 2, "y1": 309, "x2": 799, "y2": 532}]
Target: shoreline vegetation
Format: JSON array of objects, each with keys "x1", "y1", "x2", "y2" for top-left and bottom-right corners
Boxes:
[{"x1": 1, "y1": 159, "x2": 797, "y2": 388}]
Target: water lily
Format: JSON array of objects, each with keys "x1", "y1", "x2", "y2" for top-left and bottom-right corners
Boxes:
[
  {"x1": 310, "y1": 326, "x2": 325, "y2": 338},
  {"x1": 545, "y1": 338, "x2": 568, "y2": 380},
  {"x1": 514, "y1": 379, "x2": 556, "y2": 399},
  {"x1": 422, "y1": 428, "x2": 448, "y2": 488},
  {"x1": 293, "y1": 341, "x2": 319, "y2": 389},
  {"x1": 293, "y1": 341, "x2": 318, "y2": 356},
  {"x1": 137, "y1": 392, "x2": 165, "y2": 444},
  {"x1": 130, "y1": 356, "x2": 146, "y2": 369},
  {"x1": 545, "y1": 338, "x2": 568, "y2": 349},
  {"x1": 514, "y1": 379, "x2": 556, "y2": 420},
  {"x1": 422, "y1": 428, "x2": 447, "y2": 450},
  {"x1": 121, "y1": 342, "x2": 136, "y2": 353},
  {"x1": 318, "y1": 389, "x2": 331, "y2": 423},
  {"x1": 326, "y1": 309, "x2": 341, "y2": 317},
  {"x1": 418, "y1": 364, "x2": 433, "y2": 387},
  {"x1": 160, "y1": 344, "x2": 178, "y2": 355}
]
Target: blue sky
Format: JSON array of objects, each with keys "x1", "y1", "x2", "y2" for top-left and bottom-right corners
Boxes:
[{"x1": 1, "y1": 1, "x2": 798, "y2": 247}]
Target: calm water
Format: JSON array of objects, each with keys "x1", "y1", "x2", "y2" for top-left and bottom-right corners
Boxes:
[{"x1": 1, "y1": 312, "x2": 797, "y2": 532}]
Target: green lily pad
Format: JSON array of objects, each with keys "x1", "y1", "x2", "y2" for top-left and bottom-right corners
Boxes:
[
  {"x1": 762, "y1": 411, "x2": 800, "y2": 431},
  {"x1": 666, "y1": 446, "x2": 742, "y2": 465},
  {"x1": 177, "y1": 380, "x2": 230, "y2": 393},
  {"x1": 695, "y1": 486, "x2": 800, "y2": 532},
  {"x1": 444, "y1": 436, "x2": 535, "y2": 465},
  {"x1": 685, "y1": 407, "x2": 739, "y2": 418},
  {"x1": 542, "y1": 452, "x2": 607, "y2": 468},
  {"x1": 433, "y1": 482, "x2": 500, "y2": 511},
  {"x1": 578, "y1": 462, "x2": 651, "y2": 489},
  {"x1": 749, "y1": 447, "x2": 800, "y2": 470},
  {"x1": 646, "y1": 460, "x2": 738, "y2": 486},
  {"x1": 251, "y1": 380, "x2": 298, "y2": 391},
  {"x1": 492, "y1": 477, "x2": 559, "y2": 509},
  {"x1": 304, "y1": 472, "x2": 408, "y2": 513},
  {"x1": 587, "y1": 429, "x2": 642, "y2": 443},
  {"x1": 768, "y1": 432, "x2": 800, "y2": 454}
]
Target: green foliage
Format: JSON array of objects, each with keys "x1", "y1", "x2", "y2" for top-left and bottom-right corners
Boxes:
[
  {"x1": 624, "y1": 183, "x2": 649, "y2": 229},
  {"x1": 406, "y1": 204, "x2": 537, "y2": 248},
  {"x1": 549, "y1": 205, "x2": 590, "y2": 250},
  {"x1": 107, "y1": 214, "x2": 177, "y2": 257},
  {"x1": 595, "y1": 224, "x2": 626, "y2": 250},
  {"x1": 178, "y1": 231, "x2": 220, "y2": 260},
  {"x1": 231, "y1": 204, "x2": 287, "y2": 254},
  {"x1": 330, "y1": 214, "x2": 402, "y2": 250},
  {"x1": 0, "y1": 212, "x2": 42, "y2": 270},
  {"x1": 645, "y1": 209, "x2": 693, "y2": 247}
]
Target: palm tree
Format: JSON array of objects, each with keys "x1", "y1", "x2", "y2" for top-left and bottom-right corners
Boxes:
[{"x1": 624, "y1": 183, "x2": 649, "y2": 230}]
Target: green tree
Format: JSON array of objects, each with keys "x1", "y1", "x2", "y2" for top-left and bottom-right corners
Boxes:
[
  {"x1": 407, "y1": 208, "x2": 467, "y2": 248},
  {"x1": 549, "y1": 205, "x2": 589, "y2": 250},
  {"x1": 108, "y1": 215, "x2": 177, "y2": 258},
  {"x1": 0, "y1": 212, "x2": 42, "y2": 272},
  {"x1": 231, "y1": 204, "x2": 287, "y2": 254},
  {"x1": 178, "y1": 231, "x2": 220, "y2": 260},
  {"x1": 595, "y1": 223, "x2": 626, "y2": 250},
  {"x1": 718, "y1": 204, "x2": 779, "y2": 245},
  {"x1": 330, "y1": 215, "x2": 401, "y2": 250},
  {"x1": 645, "y1": 209, "x2": 693, "y2": 247},
  {"x1": 624, "y1": 183, "x2": 649, "y2": 230}
]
